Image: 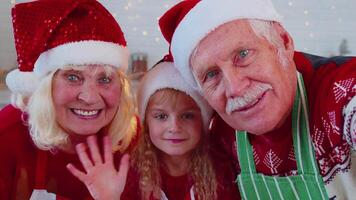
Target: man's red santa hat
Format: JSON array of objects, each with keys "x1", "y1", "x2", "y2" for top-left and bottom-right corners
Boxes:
[
  {"x1": 159, "y1": 0, "x2": 282, "y2": 90},
  {"x1": 6, "y1": 0, "x2": 129, "y2": 95}
]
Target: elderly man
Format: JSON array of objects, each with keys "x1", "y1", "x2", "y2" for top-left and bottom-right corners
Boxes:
[{"x1": 159, "y1": 0, "x2": 356, "y2": 199}]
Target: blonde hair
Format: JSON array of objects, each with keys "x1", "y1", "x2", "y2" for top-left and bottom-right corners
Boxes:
[
  {"x1": 133, "y1": 89, "x2": 217, "y2": 200},
  {"x1": 10, "y1": 93, "x2": 29, "y2": 111},
  {"x1": 25, "y1": 65, "x2": 137, "y2": 152}
]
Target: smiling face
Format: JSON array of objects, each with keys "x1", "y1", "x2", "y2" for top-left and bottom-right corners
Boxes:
[
  {"x1": 52, "y1": 65, "x2": 122, "y2": 138},
  {"x1": 190, "y1": 20, "x2": 297, "y2": 135},
  {"x1": 145, "y1": 89, "x2": 203, "y2": 159}
]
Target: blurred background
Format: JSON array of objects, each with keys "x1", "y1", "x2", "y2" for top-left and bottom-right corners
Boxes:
[{"x1": 1, "y1": 0, "x2": 355, "y2": 108}]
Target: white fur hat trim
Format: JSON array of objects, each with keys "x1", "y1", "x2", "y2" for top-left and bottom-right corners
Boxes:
[
  {"x1": 137, "y1": 61, "x2": 213, "y2": 130},
  {"x1": 171, "y1": 0, "x2": 282, "y2": 90}
]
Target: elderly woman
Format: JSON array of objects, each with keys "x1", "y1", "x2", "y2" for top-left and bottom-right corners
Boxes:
[{"x1": 0, "y1": 0, "x2": 137, "y2": 199}]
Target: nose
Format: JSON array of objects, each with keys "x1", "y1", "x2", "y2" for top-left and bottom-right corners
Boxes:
[
  {"x1": 222, "y1": 64, "x2": 250, "y2": 98},
  {"x1": 77, "y1": 81, "x2": 101, "y2": 105},
  {"x1": 168, "y1": 116, "x2": 182, "y2": 133}
]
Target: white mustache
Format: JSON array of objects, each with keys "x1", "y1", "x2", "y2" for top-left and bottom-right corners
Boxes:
[{"x1": 226, "y1": 83, "x2": 272, "y2": 114}]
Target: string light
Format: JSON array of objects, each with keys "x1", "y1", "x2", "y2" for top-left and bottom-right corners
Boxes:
[{"x1": 288, "y1": 2, "x2": 293, "y2": 6}]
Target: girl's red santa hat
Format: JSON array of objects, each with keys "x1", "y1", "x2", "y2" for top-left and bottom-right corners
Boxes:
[
  {"x1": 159, "y1": 0, "x2": 282, "y2": 90},
  {"x1": 137, "y1": 55, "x2": 213, "y2": 131},
  {"x1": 6, "y1": 0, "x2": 129, "y2": 95}
]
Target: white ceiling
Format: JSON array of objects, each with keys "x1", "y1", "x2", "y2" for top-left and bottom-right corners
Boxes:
[{"x1": 1, "y1": 0, "x2": 355, "y2": 70}]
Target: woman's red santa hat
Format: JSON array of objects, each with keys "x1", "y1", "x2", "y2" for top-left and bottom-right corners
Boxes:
[
  {"x1": 6, "y1": 0, "x2": 129, "y2": 95},
  {"x1": 159, "y1": 0, "x2": 282, "y2": 90}
]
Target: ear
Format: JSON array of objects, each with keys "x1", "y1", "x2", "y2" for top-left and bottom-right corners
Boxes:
[{"x1": 273, "y1": 23, "x2": 294, "y2": 59}]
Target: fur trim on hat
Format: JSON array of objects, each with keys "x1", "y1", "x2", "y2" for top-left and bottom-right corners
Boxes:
[
  {"x1": 169, "y1": 0, "x2": 282, "y2": 90},
  {"x1": 34, "y1": 40, "x2": 129, "y2": 77},
  {"x1": 5, "y1": 69, "x2": 40, "y2": 96},
  {"x1": 137, "y1": 61, "x2": 213, "y2": 131}
]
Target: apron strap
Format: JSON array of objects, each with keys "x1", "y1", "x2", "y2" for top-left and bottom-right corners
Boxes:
[
  {"x1": 293, "y1": 72, "x2": 321, "y2": 174},
  {"x1": 236, "y1": 131, "x2": 257, "y2": 173},
  {"x1": 236, "y1": 72, "x2": 322, "y2": 175}
]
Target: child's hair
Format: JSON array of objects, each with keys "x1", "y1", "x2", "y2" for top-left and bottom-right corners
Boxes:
[{"x1": 133, "y1": 88, "x2": 217, "y2": 200}]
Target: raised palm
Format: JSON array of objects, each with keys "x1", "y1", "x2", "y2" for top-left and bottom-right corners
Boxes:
[{"x1": 67, "y1": 135, "x2": 129, "y2": 200}]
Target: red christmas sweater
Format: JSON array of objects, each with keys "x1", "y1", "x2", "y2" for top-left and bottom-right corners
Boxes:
[
  {"x1": 209, "y1": 52, "x2": 356, "y2": 199},
  {"x1": 0, "y1": 105, "x2": 136, "y2": 200},
  {"x1": 0, "y1": 105, "x2": 238, "y2": 200},
  {"x1": 121, "y1": 164, "x2": 239, "y2": 200}
]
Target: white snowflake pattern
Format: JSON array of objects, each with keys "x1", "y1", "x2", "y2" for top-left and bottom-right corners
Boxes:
[
  {"x1": 327, "y1": 111, "x2": 340, "y2": 135},
  {"x1": 333, "y1": 78, "x2": 354, "y2": 103},
  {"x1": 288, "y1": 146, "x2": 296, "y2": 161},
  {"x1": 312, "y1": 125, "x2": 326, "y2": 156},
  {"x1": 263, "y1": 149, "x2": 282, "y2": 174},
  {"x1": 318, "y1": 158, "x2": 330, "y2": 174},
  {"x1": 322, "y1": 117, "x2": 337, "y2": 147},
  {"x1": 252, "y1": 146, "x2": 260, "y2": 165}
]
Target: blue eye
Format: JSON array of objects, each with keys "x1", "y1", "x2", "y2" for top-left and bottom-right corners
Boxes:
[
  {"x1": 205, "y1": 70, "x2": 219, "y2": 81},
  {"x1": 239, "y1": 49, "x2": 249, "y2": 58},
  {"x1": 67, "y1": 74, "x2": 80, "y2": 82},
  {"x1": 99, "y1": 76, "x2": 111, "y2": 84},
  {"x1": 154, "y1": 113, "x2": 168, "y2": 121},
  {"x1": 181, "y1": 112, "x2": 195, "y2": 120}
]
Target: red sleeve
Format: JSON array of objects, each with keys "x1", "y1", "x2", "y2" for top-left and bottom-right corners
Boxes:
[
  {"x1": 120, "y1": 167, "x2": 141, "y2": 200},
  {"x1": 0, "y1": 105, "x2": 34, "y2": 199},
  {"x1": 209, "y1": 113, "x2": 239, "y2": 173},
  {"x1": 300, "y1": 56, "x2": 356, "y2": 181},
  {"x1": 308, "y1": 57, "x2": 356, "y2": 150},
  {"x1": 209, "y1": 113, "x2": 241, "y2": 199}
]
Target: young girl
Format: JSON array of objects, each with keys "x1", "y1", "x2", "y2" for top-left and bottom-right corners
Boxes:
[{"x1": 67, "y1": 60, "x2": 239, "y2": 200}]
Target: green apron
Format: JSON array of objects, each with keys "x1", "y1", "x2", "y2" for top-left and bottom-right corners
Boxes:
[{"x1": 235, "y1": 73, "x2": 329, "y2": 200}]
